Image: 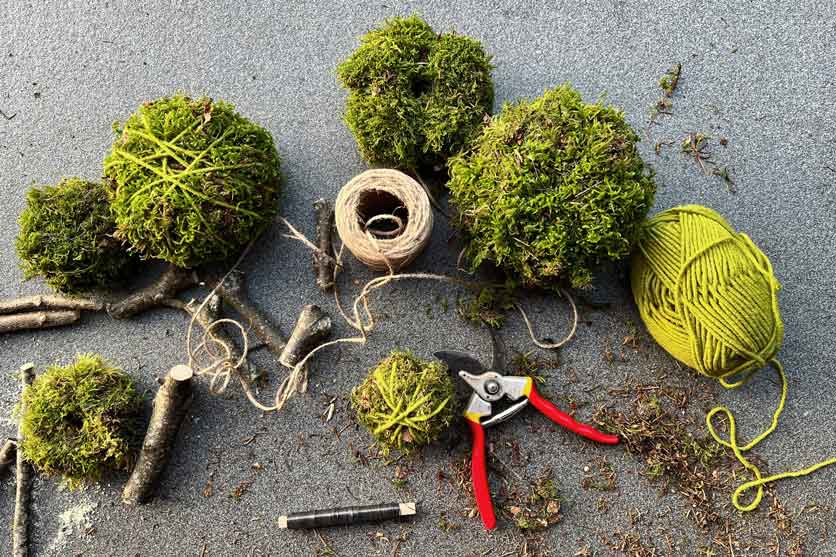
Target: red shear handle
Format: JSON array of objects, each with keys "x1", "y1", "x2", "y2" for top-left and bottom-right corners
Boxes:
[
  {"x1": 466, "y1": 419, "x2": 497, "y2": 529},
  {"x1": 528, "y1": 385, "x2": 619, "y2": 445}
]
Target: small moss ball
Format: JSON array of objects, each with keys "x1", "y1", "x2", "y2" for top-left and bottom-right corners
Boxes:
[
  {"x1": 104, "y1": 94, "x2": 282, "y2": 268},
  {"x1": 19, "y1": 354, "x2": 143, "y2": 488},
  {"x1": 337, "y1": 15, "x2": 494, "y2": 169},
  {"x1": 16, "y1": 178, "x2": 135, "y2": 294},
  {"x1": 351, "y1": 351, "x2": 457, "y2": 455},
  {"x1": 448, "y1": 85, "x2": 656, "y2": 288}
]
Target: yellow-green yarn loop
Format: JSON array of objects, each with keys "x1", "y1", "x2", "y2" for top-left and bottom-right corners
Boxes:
[{"x1": 631, "y1": 204, "x2": 836, "y2": 512}]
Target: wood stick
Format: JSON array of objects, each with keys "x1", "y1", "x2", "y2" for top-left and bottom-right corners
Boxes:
[
  {"x1": 108, "y1": 264, "x2": 198, "y2": 319},
  {"x1": 313, "y1": 198, "x2": 336, "y2": 292},
  {"x1": 0, "y1": 310, "x2": 81, "y2": 334},
  {"x1": 122, "y1": 364, "x2": 194, "y2": 505},
  {"x1": 0, "y1": 438, "x2": 16, "y2": 480},
  {"x1": 0, "y1": 295, "x2": 101, "y2": 315},
  {"x1": 279, "y1": 304, "x2": 332, "y2": 368},
  {"x1": 12, "y1": 363, "x2": 35, "y2": 557}
]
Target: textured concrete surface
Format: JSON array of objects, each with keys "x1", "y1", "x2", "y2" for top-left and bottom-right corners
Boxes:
[{"x1": 1, "y1": 1, "x2": 835, "y2": 555}]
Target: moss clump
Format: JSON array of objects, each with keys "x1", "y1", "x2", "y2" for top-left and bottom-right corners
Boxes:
[
  {"x1": 104, "y1": 94, "x2": 281, "y2": 268},
  {"x1": 16, "y1": 178, "x2": 135, "y2": 294},
  {"x1": 337, "y1": 15, "x2": 493, "y2": 169},
  {"x1": 448, "y1": 85, "x2": 656, "y2": 288},
  {"x1": 351, "y1": 351, "x2": 456, "y2": 455},
  {"x1": 19, "y1": 354, "x2": 143, "y2": 488}
]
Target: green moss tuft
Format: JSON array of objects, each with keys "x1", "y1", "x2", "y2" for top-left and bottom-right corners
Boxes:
[
  {"x1": 351, "y1": 351, "x2": 457, "y2": 455},
  {"x1": 19, "y1": 354, "x2": 143, "y2": 488},
  {"x1": 448, "y1": 85, "x2": 656, "y2": 289},
  {"x1": 337, "y1": 15, "x2": 494, "y2": 169},
  {"x1": 16, "y1": 178, "x2": 135, "y2": 294},
  {"x1": 104, "y1": 94, "x2": 281, "y2": 267}
]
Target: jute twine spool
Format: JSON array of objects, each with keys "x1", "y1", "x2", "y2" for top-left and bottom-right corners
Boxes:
[{"x1": 334, "y1": 169, "x2": 433, "y2": 271}]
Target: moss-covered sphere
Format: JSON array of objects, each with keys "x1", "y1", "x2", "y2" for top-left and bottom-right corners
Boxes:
[
  {"x1": 351, "y1": 351, "x2": 456, "y2": 455},
  {"x1": 337, "y1": 15, "x2": 494, "y2": 169},
  {"x1": 19, "y1": 354, "x2": 143, "y2": 488},
  {"x1": 448, "y1": 85, "x2": 656, "y2": 288},
  {"x1": 104, "y1": 94, "x2": 281, "y2": 268},
  {"x1": 16, "y1": 178, "x2": 135, "y2": 294}
]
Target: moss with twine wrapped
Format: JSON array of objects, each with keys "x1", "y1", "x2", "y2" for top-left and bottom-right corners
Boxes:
[{"x1": 351, "y1": 351, "x2": 456, "y2": 455}]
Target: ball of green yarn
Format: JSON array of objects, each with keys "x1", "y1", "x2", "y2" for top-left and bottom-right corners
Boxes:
[
  {"x1": 351, "y1": 351, "x2": 457, "y2": 455},
  {"x1": 19, "y1": 354, "x2": 143, "y2": 489},
  {"x1": 104, "y1": 94, "x2": 282, "y2": 268},
  {"x1": 16, "y1": 177, "x2": 136, "y2": 294},
  {"x1": 631, "y1": 205, "x2": 783, "y2": 383},
  {"x1": 448, "y1": 85, "x2": 656, "y2": 288},
  {"x1": 337, "y1": 15, "x2": 494, "y2": 169}
]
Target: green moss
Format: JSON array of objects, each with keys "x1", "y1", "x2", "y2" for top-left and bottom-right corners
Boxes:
[
  {"x1": 16, "y1": 178, "x2": 135, "y2": 294},
  {"x1": 19, "y1": 354, "x2": 143, "y2": 488},
  {"x1": 351, "y1": 351, "x2": 456, "y2": 455},
  {"x1": 448, "y1": 85, "x2": 656, "y2": 289},
  {"x1": 104, "y1": 94, "x2": 281, "y2": 267},
  {"x1": 456, "y1": 286, "x2": 514, "y2": 328},
  {"x1": 337, "y1": 15, "x2": 493, "y2": 169}
]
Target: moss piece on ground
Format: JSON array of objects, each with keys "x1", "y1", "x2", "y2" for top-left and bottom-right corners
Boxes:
[
  {"x1": 448, "y1": 84, "x2": 656, "y2": 289},
  {"x1": 16, "y1": 178, "x2": 136, "y2": 294},
  {"x1": 104, "y1": 94, "x2": 282, "y2": 267},
  {"x1": 351, "y1": 351, "x2": 456, "y2": 455},
  {"x1": 19, "y1": 354, "x2": 143, "y2": 488},
  {"x1": 337, "y1": 15, "x2": 493, "y2": 169}
]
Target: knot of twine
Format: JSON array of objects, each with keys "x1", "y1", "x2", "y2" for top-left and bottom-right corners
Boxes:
[{"x1": 631, "y1": 204, "x2": 835, "y2": 512}]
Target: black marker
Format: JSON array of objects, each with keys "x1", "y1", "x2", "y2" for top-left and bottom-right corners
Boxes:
[{"x1": 278, "y1": 502, "x2": 417, "y2": 530}]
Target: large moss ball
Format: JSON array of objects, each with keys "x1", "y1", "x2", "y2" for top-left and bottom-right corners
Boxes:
[
  {"x1": 448, "y1": 85, "x2": 656, "y2": 288},
  {"x1": 351, "y1": 351, "x2": 456, "y2": 455},
  {"x1": 19, "y1": 354, "x2": 143, "y2": 488},
  {"x1": 104, "y1": 95, "x2": 282, "y2": 267},
  {"x1": 16, "y1": 178, "x2": 135, "y2": 294},
  {"x1": 337, "y1": 15, "x2": 494, "y2": 169}
]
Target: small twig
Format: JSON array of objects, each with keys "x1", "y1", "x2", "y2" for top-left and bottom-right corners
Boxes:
[
  {"x1": 0, "y1": 309, "x2": 81, "y2": 334},
  {"x1": 313, "y1": 198, "x2": 336, "y2": 292},
  {"x1": 0, "y1": 295, "x2": 101, "y2": 315},
  {"x1": 279, "y1": 304, "x2": 332, "y2": 368},
  {"x1": 108, "y1": 264, "x2": 197, "y2": 319},
  {"x1": 12, "y1": 363, "x2": 35, "y2": 557},
  {"x1": 0, "y1": 108, "x2": 16, "y2": 121},
  {"x1": 0, "y1": 439, "x2": 16, "y2": 480}
]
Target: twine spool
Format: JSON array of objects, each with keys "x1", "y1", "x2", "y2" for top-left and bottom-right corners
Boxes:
[{"x1": 335, "y1": 169, "x2": 433, "y2": 271}]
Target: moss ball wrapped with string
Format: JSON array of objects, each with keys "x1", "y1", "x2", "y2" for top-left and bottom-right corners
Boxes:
[
  {"x1": 104, "y1": 94, "x2": 282, "y2": 268},
  {"x1": 351, "y1": 351, "x2": 457, "y2": 455},
  {"x1": 19, "y1": 354, "x2": 143, "y2": 489},
  {"x1": 16, "y1": 178, "x2": 135, "y2": 294},
  {"x1": 448, "y1": 85, "x2": 656, "y2": 289},
  {"x1": 337, "y1": 15, "x2": 494, "y2": 169}
]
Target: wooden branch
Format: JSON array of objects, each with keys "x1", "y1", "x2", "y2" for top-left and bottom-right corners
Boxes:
[
  {"x1": 214, "y1": 270, "x2": 287, "y2": 359},
  {"x1": 313, "y1": 198, "x2": 336, "y2": 292},
  {"x1": 13, "y1": 363, "x2": 35, "y2": 557},
  {"x1": 0, "y1": 439, "x2": 16, "y2": 480},
  {"x1": 0, "y1": 310, "x2": 81, "y2": 334},
  {"x1": 108, "y1": 264, "x2": 197, "y2": 319},
  {"x1": 0, "y1": 295, "x2": 101, "y2": 315},
  {"x1": 122, "y1": 365, "x2": 194, "y2": 505},
  {"x1": 279, "y1": 304, "x2": 332, "y2": 368}
]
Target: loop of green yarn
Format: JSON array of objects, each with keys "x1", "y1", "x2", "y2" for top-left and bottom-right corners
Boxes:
[{"x1": 631, "y1": 204, "x2": 836, "y2": 512}]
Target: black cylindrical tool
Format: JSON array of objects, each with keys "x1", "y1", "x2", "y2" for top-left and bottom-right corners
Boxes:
[{"x1": 278, "y1": 502, "x2": 417, "y2": 530}]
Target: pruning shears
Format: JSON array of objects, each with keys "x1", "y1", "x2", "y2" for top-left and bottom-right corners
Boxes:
[{"x1": 435, "y1": 332, "x2": 619, "y2": 530}]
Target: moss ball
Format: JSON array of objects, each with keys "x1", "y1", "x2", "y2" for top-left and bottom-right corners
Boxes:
[
  {"x1": 19, "y1": 354, "x2": 143, "y2": 488},
  {"x1": 448, "y1": 85, "x2": 656, "y2": 289},
  {"x1": 351, "y1": 351, "x2": 457, "y2": 455},
  {"x1": 16, "y1": 177, "x2": 135, "y2": 294},
  {"x1": 104, "y1": 94, "x2": 282, "y2": 268},
  {"x1": 337, "y1": 15, "x2": 494, "y2": 169}
]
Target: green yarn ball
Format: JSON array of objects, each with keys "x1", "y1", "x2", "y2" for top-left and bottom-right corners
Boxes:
[
  {"x1": 104, "y1": 94, "x2": 282, "y2": 268},
  {"x1": 337, "y1": 15, "x2": 494, "y2": 169},
  {"x1": 631, "y1": 205, "x2": 783, "y2": 384},
  {"x1": 16, "y1": 178, "x2": 135, "y2": 294},
  {"x1": 448, "y1": 85, "x2": 656, "y2": 289},
  {"x1": 351, "y1": 351, "x2": 457, "y2": 455},
  {"x1": 19, "y1": 354, "x2": 143, "y2": 489}
]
